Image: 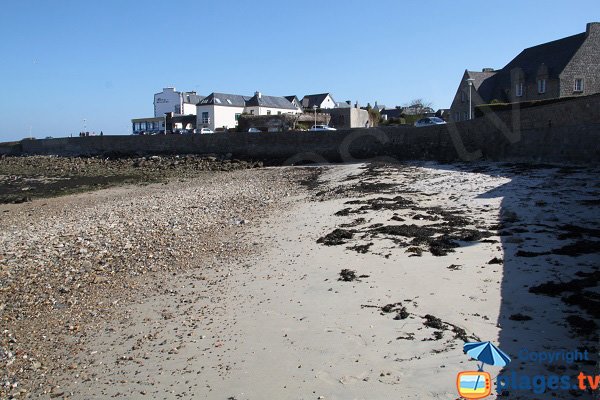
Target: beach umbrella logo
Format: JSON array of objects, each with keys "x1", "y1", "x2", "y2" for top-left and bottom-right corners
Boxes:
[
  {"x1": 463, "y1": 341, "x2": 511, "y2": 369},
  {"x1": 456, "y1": 341, "x2": 511, "y2": 399}
]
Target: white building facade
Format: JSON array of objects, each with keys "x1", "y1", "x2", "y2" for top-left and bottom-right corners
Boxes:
[
  {"x1": 196, "y1": 92, "x2": 300, "y2": 131},
  {"x1": 154, "y1": 87, "x2": 203, "y2": 117}
]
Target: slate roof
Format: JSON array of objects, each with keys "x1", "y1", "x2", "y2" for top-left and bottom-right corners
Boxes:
[
  {"x1": 380, "y1": 108, "x2": 402, "y2": 119},
  {"x1": 197, "y1": 93, "x2": 251, "y2": 107},
  {"x1": 466, "y1": 70, "x2": 498, "y2": 103},
  {"x1": 246, "y1": 94, "x2": 297, "y2": 109},
  {"x1": 198, "y1": 92, "x2": 297, "y2": 109},
  {"x1": 301, "y1": 93, "x2": 334, "y2": 108},
  {"x1": 503, "y1": 32, "x2": 586, "y2": 78},
  {"x1": 335, "y1": 101, "x2": 351, "y2": 108},
  {"x1": 284, "y1": 95, "x2": 300, "y2": 104},
  {"x1": 466, "y1": 30, "x2": 588, "y2": 102},
  {"x1": 183, "y1": 92, "x2": 204, "y2": 104}
]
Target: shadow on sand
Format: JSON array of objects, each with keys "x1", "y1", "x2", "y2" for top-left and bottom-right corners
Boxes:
[{"x1": 473, "y1": 163, "x2": 599, "y2": 400}]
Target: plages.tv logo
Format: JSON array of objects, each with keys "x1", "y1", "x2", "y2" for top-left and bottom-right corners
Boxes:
[{"x1": 456, "y1": 341, "x2": 511, "y2": 399}]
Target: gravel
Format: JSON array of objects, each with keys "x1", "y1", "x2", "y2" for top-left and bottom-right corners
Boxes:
[{"x1": 0, "y1": 159, "x2": 314, "y2": 398}]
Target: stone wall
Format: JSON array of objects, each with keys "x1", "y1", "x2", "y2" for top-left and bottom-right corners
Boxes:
[{"x1": 1, "y1": 93, "x2": 599, "y2": 164}]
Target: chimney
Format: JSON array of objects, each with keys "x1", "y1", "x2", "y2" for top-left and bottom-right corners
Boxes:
[
  {"x1": 255, "y1": 91, "x2": 262, "y2": 98},
  {"x1": 586, "y1": 22, "x2": 599, "y2": 36},
  {"x1": 482, "y1": 68, "x2": 494, "y2": 72}
]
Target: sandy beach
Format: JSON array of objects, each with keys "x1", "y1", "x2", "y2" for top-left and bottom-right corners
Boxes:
[{"x1": 1, "y1": 159, "x2": 598, "y2": 399}]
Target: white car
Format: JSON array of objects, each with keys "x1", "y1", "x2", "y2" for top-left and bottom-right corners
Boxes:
[
  {"x1": 198, "y1": 128, "x2": 214, "y2": 134},
  {"x1": 414, "y1": 117, "x2": 447, "y2": 127},
  {"x1": 309, "y1": 125, "x2": 336, "y2": 131},
  {"x1": 248, "y1": 128, "x2": 261, "y2": 133}
]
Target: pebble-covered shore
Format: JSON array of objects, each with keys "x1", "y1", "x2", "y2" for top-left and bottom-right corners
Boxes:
[{"x1": 0, "y1": 158, "x2": 314, "y2": 398}]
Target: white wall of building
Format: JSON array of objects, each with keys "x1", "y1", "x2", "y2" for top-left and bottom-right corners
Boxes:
[
  {"x1": 182, "y1": 102, "x2": 197, "y2": 115},
  {"x1": 320, "y1": 95, "x2": 336, "y2": 109},
  {"x1": 154, "y1": 88, "x2": 182, "y2": 117},
  {"x1": 196, "y1": 105, "x2": 245, "y2": 131}
]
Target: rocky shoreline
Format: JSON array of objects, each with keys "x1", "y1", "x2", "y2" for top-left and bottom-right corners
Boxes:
[
  {"x1": 0, "y1": 160, "x2": 313, "y2": 398},
  {"x1": 0, "y1": 155, "x2": 263, "y2": 204}
]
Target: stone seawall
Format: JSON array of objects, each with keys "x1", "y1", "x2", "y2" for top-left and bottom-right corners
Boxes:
[{"x1": 1, "y1": 94, "x2": 599, "y2": 164}]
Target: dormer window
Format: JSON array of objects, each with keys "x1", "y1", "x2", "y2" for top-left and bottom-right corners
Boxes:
[
  {"x1": 516, "y1": 83, "x2": 524, "y2": 97},
  {"x1": 537, "y1": 79, "x2": 546, "y2": 94}
]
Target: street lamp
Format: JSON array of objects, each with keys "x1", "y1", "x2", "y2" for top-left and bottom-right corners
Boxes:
[
  {"x1": 466, "y1": 78, "x2": 475, "y2": 120},
  {"x1": 312, "y1": 105, "x2": 317, "y2": 127}
]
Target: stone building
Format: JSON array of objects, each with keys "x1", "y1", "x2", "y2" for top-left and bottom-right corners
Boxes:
[{"x1": 450, "y1": 22, "x2": 600, "y2": 122}]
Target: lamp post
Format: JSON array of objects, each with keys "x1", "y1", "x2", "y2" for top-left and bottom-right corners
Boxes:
[
  {"x1": 313, "y1": 105, "x2": 317, "y2": 128},
  {"x1": 466, "y1": 78, "x2": 475, "y2": 120}
]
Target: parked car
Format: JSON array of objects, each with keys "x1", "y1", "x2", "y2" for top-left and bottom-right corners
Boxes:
[
  {"x1": 309, "y1": 125, "x2": 336, "y2": 131},
  {"x1": 248, "y1": 128, "x2": 261, "y2": 133},
  {"x1": 414, "y1": 117, "x2": 447, "y2": 127},
  {"x1": 198, "y1": 128, "x2": 214, "y2": 134}
]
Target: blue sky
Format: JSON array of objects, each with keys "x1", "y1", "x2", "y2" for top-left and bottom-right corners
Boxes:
[{"x1": 0, "y1": 0, "x2": 597, "y2": 140}]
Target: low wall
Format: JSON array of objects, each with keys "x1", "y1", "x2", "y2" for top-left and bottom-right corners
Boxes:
[{"x1": 1, "y1": 94, "x2": 599, "y2": 164}]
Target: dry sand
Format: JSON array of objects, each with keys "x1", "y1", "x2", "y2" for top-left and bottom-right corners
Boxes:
[{"x1": 1, "y1": 161, "x2": 598, "y2": 399}]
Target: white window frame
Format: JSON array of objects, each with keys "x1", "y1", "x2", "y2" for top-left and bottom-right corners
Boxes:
[
  {"x1": 516, "y1": 82, "x2": 524, "y2": 97},
  {"x1": 574, "y1": 78, "x2": 584, "y2": 92},
  {"x1": 537, "y1": 79, "x2": 546, "y2": 94},
  {"x1": 201, "y1": 112, "x2": 209, "y2": 124}
]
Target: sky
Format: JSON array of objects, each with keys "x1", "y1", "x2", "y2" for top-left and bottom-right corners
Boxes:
[{"x1": 0, "y1": 0, "x2": 598, "y2": 141}]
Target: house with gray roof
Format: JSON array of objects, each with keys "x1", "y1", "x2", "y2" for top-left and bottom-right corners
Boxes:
[
  {"x1": 301, "y1": 93, "x2": 336, "y2": 109},
  {"x1": 196, "y1": 91, "x2": 300, "y2": 131},
  {"x1": 450, "y1": 22, "x2": 600, "y2": 122},
  {"x1": 284, "y1": 96, "x2": 303, "y2": 111}
]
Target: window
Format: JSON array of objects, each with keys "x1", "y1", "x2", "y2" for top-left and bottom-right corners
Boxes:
[
  {"x1": 278, "y1": 111, "x2": 282, "y2": 115},
  {"x1": 537, "y1": 79, "x2": 546, "y2": 94},
  {"x1": 266, "y1": 110, "x2": 271, "y2": 115},
  {"x1": 574, "y1": 78, "x2": 584, "y2": 92},
  {"x1": 235, "y1": 113, "x2": 241, "y2": 121},
  {"x1": 516, "y1": 83, "x2": 524, "y2": 97},
  {"x1": 226, "y1": 99, "x2": 232, "y2": 105},
  {"x1": 461, "y1": 91, "x2": 466, "y2": 102},
  {"x1": 215, "y1": 98, "x2": 222, "y2": 104},
  {"x1": 201, "y1": 112, "x2": 209, "y2": 124},
  {"x1": 463, "y1": 111, "x2": 468, "y2": 120},
  {"x1": 455, "y1": 112, "x2": 460, "y2": 121},
  {"x1": 250, "y1": 110, "x2": 254, "y2": 115}
]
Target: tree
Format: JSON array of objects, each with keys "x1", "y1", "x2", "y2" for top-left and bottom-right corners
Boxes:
[
  {"x1": 404, "y1": 99, "x2": 434, "y2": 116},
  {"x1": 368, "y1": 108, "x2": 380, "y2": 127}
]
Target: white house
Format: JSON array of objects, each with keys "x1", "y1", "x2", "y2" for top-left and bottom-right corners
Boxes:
[
  {"x1": 154, "y1": 87, "x2": 203, "y2": 117},
  {"x1": 196, "y1": 92, "x2": 300, "y2": 131},
  {"x1": 244, "y1": 92, "x2": 301, "y2": 116},
  {"x1": 301, "y1": 93, "x2": 337, "y2": 109}
]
